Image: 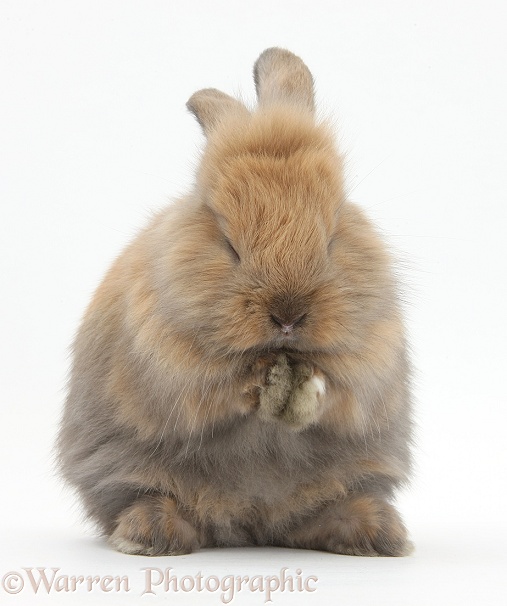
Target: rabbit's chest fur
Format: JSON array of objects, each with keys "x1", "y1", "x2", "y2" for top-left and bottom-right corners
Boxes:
[{"x1": 150, "y1": 416, "x2": 357, "y2": 533}]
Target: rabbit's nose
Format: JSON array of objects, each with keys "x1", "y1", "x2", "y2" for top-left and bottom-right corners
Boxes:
[{"x1": 270, "y1": 312, "x2": 307, "y2": 334}]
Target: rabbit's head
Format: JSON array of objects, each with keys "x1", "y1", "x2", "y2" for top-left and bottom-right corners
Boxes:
[{"x1": 164, "y1": 49, "x2": 394, "y2": 362}]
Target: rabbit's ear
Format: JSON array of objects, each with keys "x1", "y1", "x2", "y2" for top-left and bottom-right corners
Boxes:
[
  {"x1": 186, "y1": 88, "x2": 249, "y2": 136},
  {"x1": 253, "y1": 48, "x2": 315, "y2": 114}
]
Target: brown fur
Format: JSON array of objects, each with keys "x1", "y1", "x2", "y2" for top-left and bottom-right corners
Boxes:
[{"x1": 57, "y1": 47, "x2": 414, "y2": 557}]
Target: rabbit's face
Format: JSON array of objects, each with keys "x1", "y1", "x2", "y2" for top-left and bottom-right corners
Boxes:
[{"x1": 174, "y1": 108, "x2": 391, "y2": 358}]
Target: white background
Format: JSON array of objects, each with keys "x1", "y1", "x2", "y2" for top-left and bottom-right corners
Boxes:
[{"x1": 1, "y1": 1, "x2": 506, "y2": 604}]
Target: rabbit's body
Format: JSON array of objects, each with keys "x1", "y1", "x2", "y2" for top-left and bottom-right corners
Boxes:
[{"x1": 58, "y1": 49, "x2": 413, "y2": 557}]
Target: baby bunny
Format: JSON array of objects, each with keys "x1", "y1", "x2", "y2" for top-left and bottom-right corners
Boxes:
[{"x1": 58, "y1": 48, "x2": 414, "y2": 557}]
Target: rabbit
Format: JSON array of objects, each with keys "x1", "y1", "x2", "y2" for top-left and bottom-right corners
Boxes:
[{"x1": 57, "y1": 47, "x2": 414, "y2": 557}]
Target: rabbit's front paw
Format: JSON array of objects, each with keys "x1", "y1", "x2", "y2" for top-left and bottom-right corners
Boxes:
[
  {"x1": 257, "y1": 353, "x2": 293, "y2": 419},
  {"x1": 257, "y1": 355, "x2": 325, "y2": 430},
  {"x1": 279, "y1": 362, "x2": 325, "y2": 429}
]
